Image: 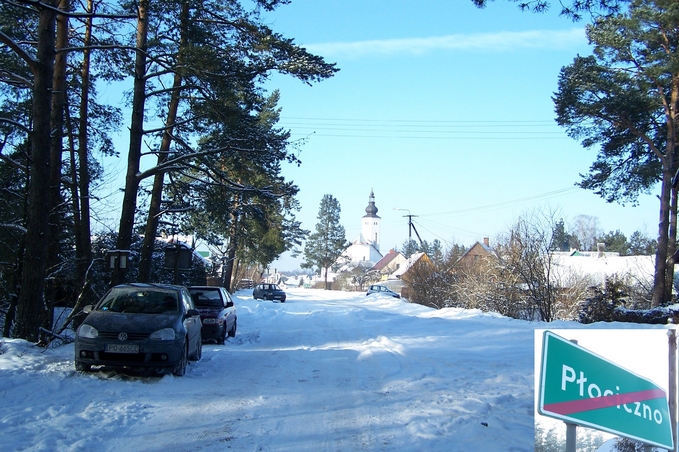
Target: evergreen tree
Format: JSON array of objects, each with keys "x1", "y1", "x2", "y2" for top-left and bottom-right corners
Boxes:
[
  {"x1": 598, "y1": 230, "x2": 630, "y2": 255},
  {"x1": 629, "y1": 230, "x2": 657, "y2": 255},
  {"x1": 429, "y1": 239, "x2": 445, "y2": 268},
  {"x1": 118, "y1": 0, "x2": 338, "y2": 284},
  {"x1": 444, "y1": 242, "x2": 468, "y2": 268},
  {"x1": 302, "y1": 195, "x2": 350, "y2": 290},
  {"x1": 550, "y1": 219, "x2": 575, "y2": 251},
  {"x1": 400, "y1": 239, "x2": 419, "y2": 259},
  {"x1": 471, "y1": 0, "x2": 626, "y2": 19},
  {"x1": 553, "y1": 1, "x2": 679, "y2": 305}
]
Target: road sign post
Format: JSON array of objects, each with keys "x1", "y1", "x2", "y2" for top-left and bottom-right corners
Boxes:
[{"x1": 538, "y1": 330, "x2": 674, "y2": 450}]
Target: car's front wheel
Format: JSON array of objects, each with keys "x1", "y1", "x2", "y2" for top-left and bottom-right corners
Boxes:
[{"x1": 172, "y1": 343, "x2": 188, "y2": 376}]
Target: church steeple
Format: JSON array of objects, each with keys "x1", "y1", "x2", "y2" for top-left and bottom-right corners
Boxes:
[
  {"x1": 363, "y1": 189, "x2": 379, "y2": 218},
  {"x1": 361, "y1": 190, "x2": 380, "y2": 251}
]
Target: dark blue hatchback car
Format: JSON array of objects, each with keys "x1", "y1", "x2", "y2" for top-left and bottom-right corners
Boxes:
[
  {"x1": 253, "y1": 283, "x2": 286, "y2": 303},
  {"x1": 74, "y1": 283, "x2": 202, "y2": 376}
]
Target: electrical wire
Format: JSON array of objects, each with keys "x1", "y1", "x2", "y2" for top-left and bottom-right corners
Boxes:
[
  {"x1": 387, "y1": 187, "x2": 584, "y2": 245},
  {"x1": 278, "y1": 117, "x2": 568, "y2": 140},
  {"x1": 417, "y1": 187, "x2": 581, "y2": 217}
]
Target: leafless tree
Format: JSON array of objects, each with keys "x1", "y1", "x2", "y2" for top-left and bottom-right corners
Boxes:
[
  {"x1": 570, "y1": 214, "x2": 602, "y2": 251},
  {"x1": 495, "y1": 208, "x2": 566, "y2": 322}
]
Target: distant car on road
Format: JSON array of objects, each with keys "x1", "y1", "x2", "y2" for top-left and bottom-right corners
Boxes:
[
  {"x1": 366, "y1": 284, "x2": 401, "y2": 298},
  {"x1": 188, "y1": 286, "x2": 237, "y2": 344},
  {"x1": 253, "y1": 283, "x2": 286, "y2": 303},
  {"x1": 74, "y1": 283, "x2": 202, "y2": 376}
]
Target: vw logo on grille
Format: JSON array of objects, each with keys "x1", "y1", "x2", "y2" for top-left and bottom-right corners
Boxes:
[{"x1": 118, "y1": 332, "x2": 128, "y2": 341}]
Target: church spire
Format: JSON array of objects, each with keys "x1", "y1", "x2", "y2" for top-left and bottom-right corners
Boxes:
[
  {"x1": 361, "y1": 190, "x2": 380, "y2": 251},
  {"x1": 364, "y1": 189, "x2": 379, "y2": 218}
]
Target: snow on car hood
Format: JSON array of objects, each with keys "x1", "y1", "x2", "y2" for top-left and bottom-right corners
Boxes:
[{"x1": 82, "y1": 310, "x2": 180, "y2": 333}]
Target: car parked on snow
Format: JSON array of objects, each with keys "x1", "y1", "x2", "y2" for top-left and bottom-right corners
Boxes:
[
  {"x1": 74, "y1": 283, "x2": 202, "y2": 376},
  {"x1": 188, "y1": 286, "x2": 237, "y2": 344},
  {"x1": 253, "y1": 283, "x2": 286, "y2": 303},
  {"x1": 366, "y1": 284, "x2": 401, "y2": 298}
]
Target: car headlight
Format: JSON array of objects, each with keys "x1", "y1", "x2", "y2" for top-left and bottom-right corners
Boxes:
[
  {"x1": 77, "y1": 324, "x2": 98, "y2": 339},
  {"x1": 150, "y1": 327, "x2": 176, "y2": 341}
]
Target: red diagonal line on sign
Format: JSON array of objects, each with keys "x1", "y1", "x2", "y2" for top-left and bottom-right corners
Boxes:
[{"x1": 543, "y1": 388, "x2": 666, "y2": 415}]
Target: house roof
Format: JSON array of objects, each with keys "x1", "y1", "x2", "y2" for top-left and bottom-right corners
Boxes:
[
  {"x1": 455, "y1": 241, "x2": 492, "y2": 265},
  {"x1": 372, "y1": 249, "x2": 403, "y2": 272},
  {"x1": 550, "y1": 253, "x2": 654, "y2": 286},
  {"x1": 351, "y1": 233, "x2": 371, "y2": 246},
  {"x1": 390, "y1": 252, "x2": 427, "y2": 278}
]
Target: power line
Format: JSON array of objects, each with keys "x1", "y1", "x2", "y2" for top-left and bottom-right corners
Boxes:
[
  {"x1": 385, "y1": 187, "x2": 584, "y2": 245},
  {"x1": 417, "y1": 187, "x2": 581, "y2": 217},
  {"x1": 281, "y1": 117, "x2": 555, "y2": 124},
  {"x1": 289, "y1": 133, "x2": 568, "y2": 140},
  {"x1": 278, "y1": 117, "x2": 568, "y2": 140}
]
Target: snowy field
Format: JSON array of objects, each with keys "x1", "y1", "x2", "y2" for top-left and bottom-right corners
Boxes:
[{"x1": 0, "y1": 288, "x2": 670, "y2": 451}]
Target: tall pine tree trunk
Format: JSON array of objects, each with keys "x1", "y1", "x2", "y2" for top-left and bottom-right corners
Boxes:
[
  {"x1": 114, "y1": 0, "x2": 149, "y2": 285},
  {"x1": 653, "y1": 75, "x2": 679, "y2": 307},
  {"x1": 74, "y1": 0, "x2": 95, "y2": 285},
  {"x1": 652, "y1": 157, "x2": 673, "y2": 307},
  {"x1": 44, "y1": 0, "x2": 69, "y2": 317},
  {"x1": 665, "y1": 184, "x2": 678, "y2": 303},
  {"x1": 138, "y1": 1, "x2": 189, "y2": 283},
  {"x1": 137, "y1": 74, "x2": 181, "y2": 281},
  {"x1": 15, "y1": 2, "x2": 58, "y2": 341},
  {"x1": 221, "y1": 201, "x2": 241, "y2": 292}
]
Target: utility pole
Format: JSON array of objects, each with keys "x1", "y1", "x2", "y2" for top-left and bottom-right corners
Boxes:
[{"x1": 394, "y1": 208, "x2": 424, "y2": 247}]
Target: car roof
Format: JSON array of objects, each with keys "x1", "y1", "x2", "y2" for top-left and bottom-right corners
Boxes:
[{"x1": 113, "y1": 283, "x2": 185, "y2": 291}]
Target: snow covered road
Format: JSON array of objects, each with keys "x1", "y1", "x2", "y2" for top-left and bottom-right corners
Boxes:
[{"x1": 1, "y1": 288, "x2": 536, "y2": 451}]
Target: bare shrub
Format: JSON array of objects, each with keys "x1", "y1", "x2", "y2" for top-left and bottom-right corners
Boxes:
[
  {"x1": 494, "y1": 209, "x2": 568, "y2": 322},
  {"x1": 401, "y1": 260, "x2": 456, "y2": 309}
]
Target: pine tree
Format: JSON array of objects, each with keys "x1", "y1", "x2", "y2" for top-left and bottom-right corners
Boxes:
[
  {"x1": 597, "y1": 230, "x2": 630, "y2": 256},
  {"x1": 302, "y1": 195, "x2": 349, "y2": 290},
  {"x1": 553, "y1": 1, "x2": 679, "y2": 305}
]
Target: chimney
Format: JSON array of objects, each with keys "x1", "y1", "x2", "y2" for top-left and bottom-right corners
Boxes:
[{"x1": 483, "y1": 237, "x2": 489, "y2": 247}]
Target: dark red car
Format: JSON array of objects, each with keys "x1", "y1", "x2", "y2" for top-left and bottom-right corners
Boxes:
[{"x1": 188, "y1": 286, "x2": 237, "y2": 344}]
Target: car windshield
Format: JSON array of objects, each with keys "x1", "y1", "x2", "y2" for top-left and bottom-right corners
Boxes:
[
  {"x1": 190, "y1": 289, "x2": 223, "y2": 308},
  {"x1": 97, "y1": 288, "x2": 179, "y2": 314}
]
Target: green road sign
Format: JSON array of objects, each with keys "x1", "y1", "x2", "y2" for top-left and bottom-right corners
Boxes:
[{"x1": 538, "y1": 330, "x2": 674, "y2": 450}]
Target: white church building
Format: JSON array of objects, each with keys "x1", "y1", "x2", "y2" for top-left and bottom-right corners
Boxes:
[{"x1": 341, "y1": 190, "x2": 384, "y2": 267}]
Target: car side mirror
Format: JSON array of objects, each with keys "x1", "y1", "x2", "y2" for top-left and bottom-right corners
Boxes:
[
  {"x1": 186, "y1": 308, "x2": 200, "y2": 317},
  {"x1": 83, "y1": 305, "x2": 93, "y2": 314},
  {"x1": 226, "y1": 301, "x2": 234, "y2": 308}
]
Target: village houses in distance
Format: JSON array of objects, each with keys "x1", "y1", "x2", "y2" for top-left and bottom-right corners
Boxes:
[{"x1": 262, "y1": 190, "x2": 654, "y2": 297}]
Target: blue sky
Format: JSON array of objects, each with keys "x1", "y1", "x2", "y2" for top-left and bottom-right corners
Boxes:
[
  {"x1": 258, "y1": 1, "x2": 660, "y2": 271},
  {"x1": 93, "y1": 1, "x2": 661, "y2": 270}
]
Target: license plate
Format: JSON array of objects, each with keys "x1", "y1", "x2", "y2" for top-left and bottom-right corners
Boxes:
[{"x1": 105, "y1": 343, "x2": 139, "y2": 353}]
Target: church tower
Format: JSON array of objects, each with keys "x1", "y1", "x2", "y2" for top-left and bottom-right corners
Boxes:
[{"x1": 362, "y1": 190, "x2": 381, "y2": 251}]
